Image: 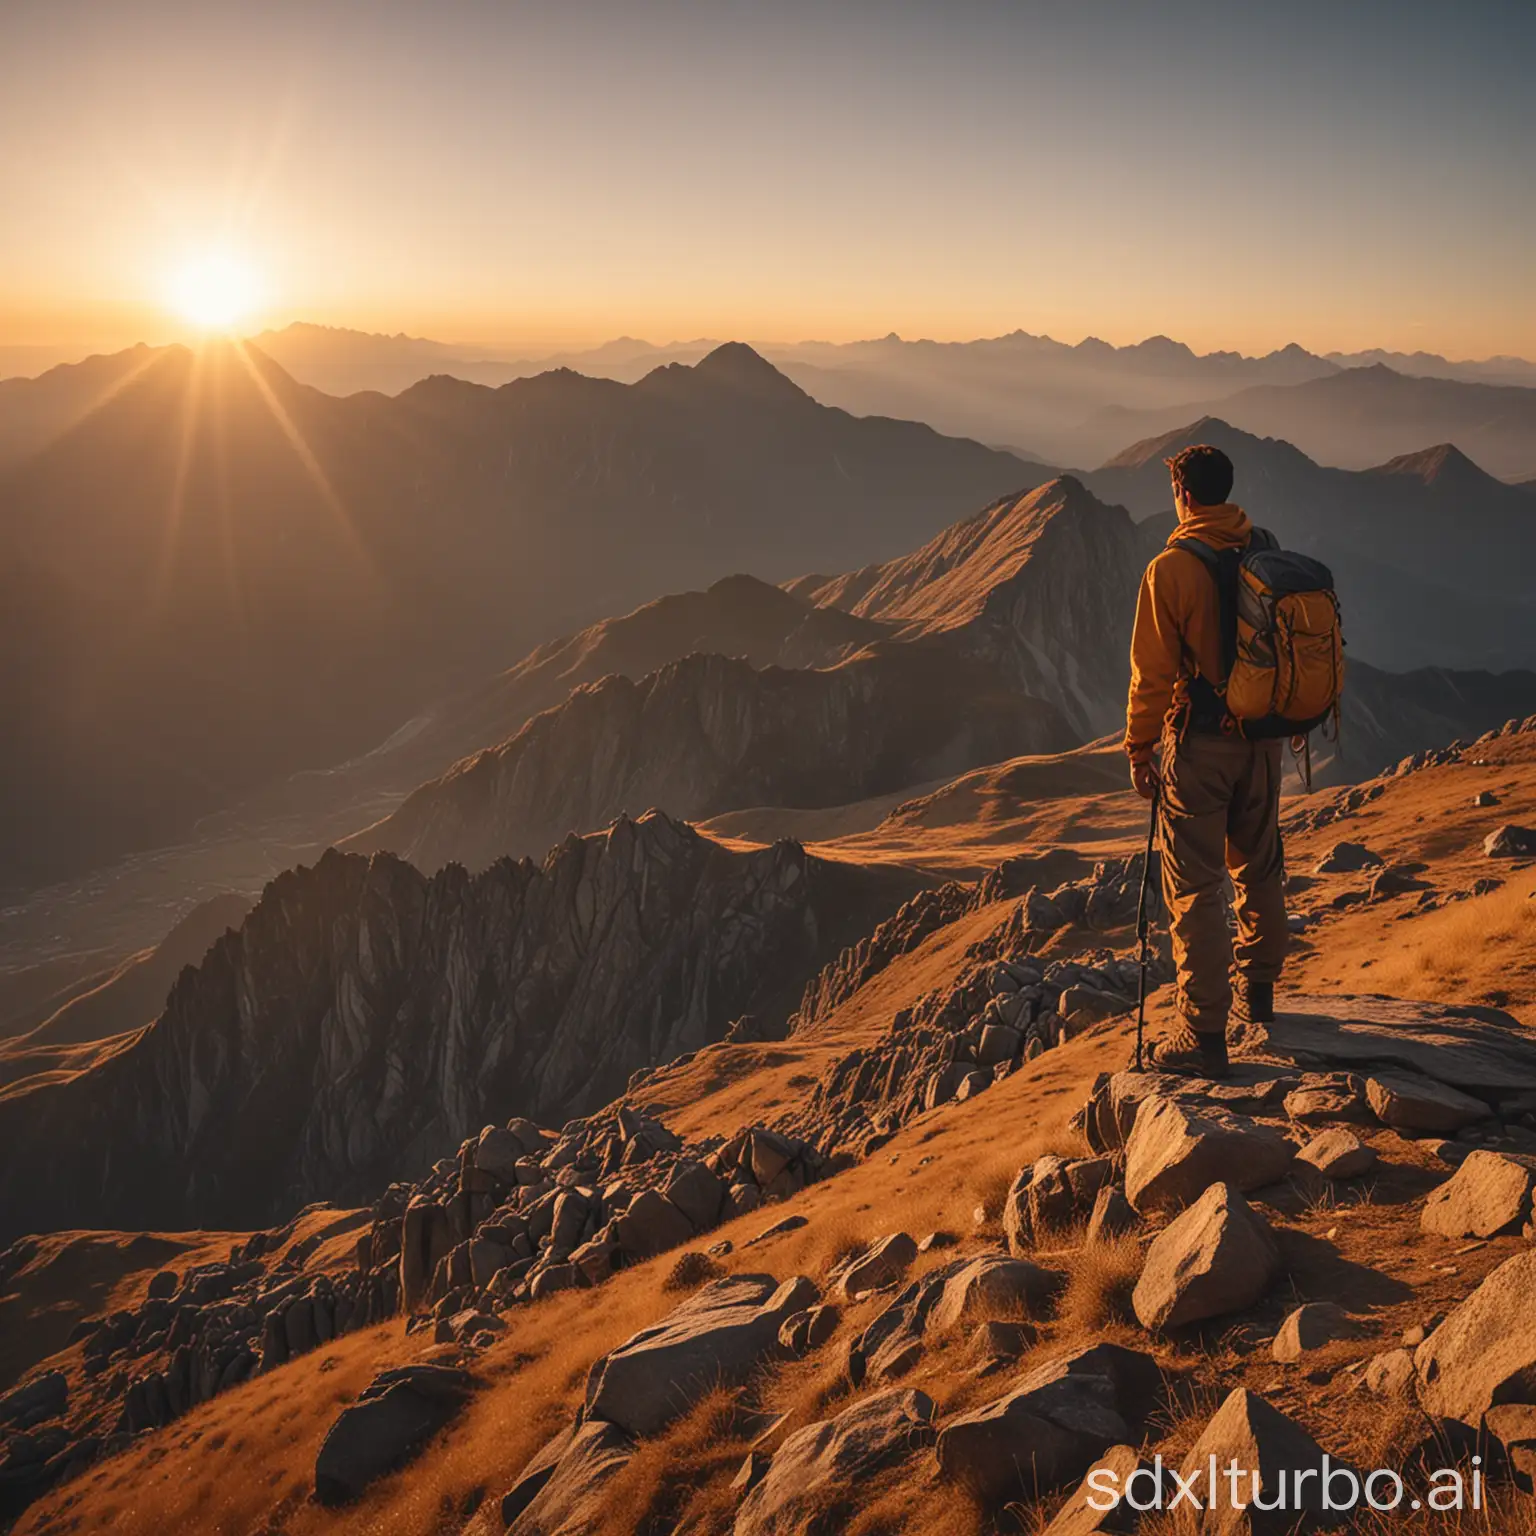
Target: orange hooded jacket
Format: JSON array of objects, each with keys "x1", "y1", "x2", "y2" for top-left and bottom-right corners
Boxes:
[{"x1": 1124, "y1": 501, "x2": 1254, "y2": 763}]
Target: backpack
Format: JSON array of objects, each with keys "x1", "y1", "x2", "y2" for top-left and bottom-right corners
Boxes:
[{"x1": 1171, "y1": 527, "x2": 1345, "y2": 750}]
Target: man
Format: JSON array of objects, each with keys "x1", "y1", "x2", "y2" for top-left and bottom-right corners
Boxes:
[{"x1": 1125, "y1": 444, "x2": 1286, "y2": 1077}]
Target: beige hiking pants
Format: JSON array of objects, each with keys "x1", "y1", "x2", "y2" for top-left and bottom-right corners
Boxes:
[{"x1": 1158, "y1": 730, "x2": 1288, "y2": 1035}]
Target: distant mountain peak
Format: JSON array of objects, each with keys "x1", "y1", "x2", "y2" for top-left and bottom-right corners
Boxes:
[
  {"x1": 1368, "y1": 442, "x2": 1489, "y2": 486},
  {"x1": 642, "y1": 341, "x2": 811, "y2": 403}
]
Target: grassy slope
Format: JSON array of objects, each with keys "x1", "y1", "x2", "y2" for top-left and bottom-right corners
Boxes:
[{"x1": 15, "y1": 730, "x2": 1536, "y2": 1535}]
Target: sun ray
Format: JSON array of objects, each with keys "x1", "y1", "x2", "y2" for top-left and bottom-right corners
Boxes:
[
  {"x1": 151, "y1": 343, "x2": 209, "y2": 614},
  {"x1": 229, "y1": 339, "x2": 378, "y2": 579}
]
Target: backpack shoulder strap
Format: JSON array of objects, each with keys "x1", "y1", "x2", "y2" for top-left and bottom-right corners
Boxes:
[{"x1": 1168, "y1": 534, "x2": 1243, "y2": 678}]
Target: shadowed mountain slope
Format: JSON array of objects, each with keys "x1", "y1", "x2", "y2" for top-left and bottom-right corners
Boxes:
[
  {"x1": 787, "y1": 476, "x2": 1144, "y2": 738},
  {"x1": 0, "y1": 813, "x2": 920, "y2": 1239}
]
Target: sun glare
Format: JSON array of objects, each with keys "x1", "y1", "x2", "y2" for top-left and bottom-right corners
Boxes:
[{"x1": 168, "y1": 252, "x2": 262, "y2": 330}]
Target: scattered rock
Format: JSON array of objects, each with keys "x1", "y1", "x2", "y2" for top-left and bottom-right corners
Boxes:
[
  {"x1": 1295, "y1": 1129, "x2": 1377, "y2": 1180},
  {"x1": 1485, "y1": 825, "x2": 1536, "y2": 858},
  {"x1": 313, "y1": 1365, "x2": 474, "y2": 1504},
  {"x1": 840, "y1": 1234, "x2": 918, "y2": 1298},
  {"x1": 1421, "y1": 1149, "x2": 1536, "y2": 1237},
  {"x1": 1314, "y1": 842, "x2": 1382, "y2": 874},
  {"x1": 1132, "y1": 1183, "x2": 1279, "y2": 1332},
  {"x1": 968, "y1": 1320, "x2": 1037, "y2": 1366},
  {"x1": 1484, "y1": 1404, "x2": 1536, "y2": 1491},
  {"x1": 929, "y1": 1254, "x2": 1063, "y2": 1333},
  {"x1": 735, "y1": 1389, "x2": 936, "y2": 1536},
  {"x1": 1271, "y1": 1302, "x2": 1352, "y2": 1362},
  {"x1": 1085, "y1": 1185, "x2": 1139, "y2": 1246},
  {"x1": 1365, "y1": 1071, "x2": 1491, "y2": 1133},
  {"x1": 1124, "y1": 1098, "x2": 1294, "y2": 1214},
  {"x1": 917, "y1": 1231, "x2": 957, "y2": 1253},
  {"x1": 1040, "y1": 1443, "x2": 1170, "y2": 1536},
  {"x1": 0, "y1": 1372, "x2": 67, "y2": 1430},
  {"x1": 779, "y1": 1304, "x2": 840, "y2": 1356},
  {"x1": 1472, "y1": 791, "x2": 1499, "y2": 808}
]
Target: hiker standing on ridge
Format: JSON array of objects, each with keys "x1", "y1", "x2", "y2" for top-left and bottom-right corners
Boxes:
[{"x1": 1124, "y1": 445, "x2": 1298, "y2": 1077}]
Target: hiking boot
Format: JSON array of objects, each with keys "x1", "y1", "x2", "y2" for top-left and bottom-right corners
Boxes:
[
  {"x1": 1233, "y1": 979, "x2": 1275, "y2": 1025},
  {"x1": 1143, "y1": 1025, "x2": 1230, "y2": 1079}
]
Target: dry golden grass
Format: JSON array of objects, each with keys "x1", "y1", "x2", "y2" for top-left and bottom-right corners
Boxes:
[{"x1": 1053, "y1": 1231, "x2": 1144, "y2": 1335}]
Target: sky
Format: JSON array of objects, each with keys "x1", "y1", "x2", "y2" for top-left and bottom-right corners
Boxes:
[{"x1": 1, "y1": 0, "x2": 1532, "y2": 361}]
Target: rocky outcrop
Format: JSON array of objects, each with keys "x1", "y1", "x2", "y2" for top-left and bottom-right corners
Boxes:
[
  {"x1": 0, "y1": 814, "x2": 917, "y2": 1239},
  {"x1": 347, "y1": 646, "x2": 1075, "y2": 874}
]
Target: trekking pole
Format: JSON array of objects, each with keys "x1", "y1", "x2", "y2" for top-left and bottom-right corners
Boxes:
[{"x1": 1134, "y1": 783, "x2": 1160, "y2": 1072}]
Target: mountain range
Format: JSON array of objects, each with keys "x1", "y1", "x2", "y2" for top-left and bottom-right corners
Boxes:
[
  {"x1": 0, "y1": 338, "x2": 1045, "y2": 887},
  {"x1": 239, "y1": 323, "x2": 1536, "y2": 475}
]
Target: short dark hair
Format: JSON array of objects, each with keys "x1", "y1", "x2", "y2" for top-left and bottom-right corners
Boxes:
[{"x1": 1165, "y1": 444, "x2": 1234, "y2": 506}]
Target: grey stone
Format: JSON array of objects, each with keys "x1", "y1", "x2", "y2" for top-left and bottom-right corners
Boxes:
[
  {"x1": 1415, "y1": 1249, "x2": 1536, "y2": 1423},
  {"x1": 734, "y1": 1389, "x2": 935, "y2": 1536},
  {"x1": 1421, "y1": 1149, "x2": 1536, "y2": 1237},
  {"x1": 1132, "y1": 1183, "x2": 1279, "y2": 1332},
  {"x1": 1295, "y1": 1129, "x2": 1377, "y2": 1180},
  {"x1": 1271, "y1": 1302, "x2": 1352, "y2": 1362},
  {"x1": 1366, "y1": 1072, "x2": 1491, "y2": 1133},
  {"x1": 1124, "y1": 1097, "x2": 1295, "y2": 1214},
  {"x1": 585, "y1": 1274, "x2": 816, "y2": 1435},
  {"x1": 840, "y1": 1233, "x2": 918, "y2": 1298},
  {"x1": 1178, "y1": 1388, "x2": 1343, "y2": 1535},
  {"x1": 313, "y1": 1365, "x2": 473, "y2": 1504},
  {"x1": 935, "y1": 1344, "x2": 1161, "y2": 1506}
]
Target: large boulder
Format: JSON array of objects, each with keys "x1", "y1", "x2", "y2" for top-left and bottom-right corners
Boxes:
[
  {"x1": 1238, "y1": 995, "x2": 1536, "y2": 1096},
  {"x1": 474, "y1": 1126, "x2": 526, "y2": 1183},
  {"x1": 313, "y1": 1365, "x2": 474, "y2": 1504},
  {"x1": 1132, "y1": 1183, "x2": 1279, "y2": 1332},
  {"x1": 1179, "y1": 1388, "x2": 1345, "y2": 1534},
  {"x1": 664, "y1": 1161, "x2": 726, "y2": 1232},
  {"x1": 734, "y1": 1389, "x2": 935, "y2": 1536},
  {"x1": 504, "y1": 1419, "x2": 632, "y2": 1536},
  {"x1": 1365, "y1": 1072, "x2": 1490, "y2": 1133},
  {"x1": 1415, "y1": 1249, "x2": 1536, "y2": 1423},
  {"x1": 1124, "y1": 1098, "x2": 1294, "y2": 1214},
  {"x1": 935, "y1": 1344, "x2": 1160, "y2": 1507},
  {"x1": 1420, "y1": 1150, "x2": 1536, "y2": 1238},
  {"x1": 847, "y1": 1264, "x2": 961, "y2": 1387},
  {"x1": 585, "y1": 1274, "x2": 815, "y2": 1435}
]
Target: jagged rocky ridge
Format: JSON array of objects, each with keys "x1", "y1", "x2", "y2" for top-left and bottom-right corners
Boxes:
[
  {"x1": 0, "y1": 811, "x2": 918, "y2": 1241},
  {"x1": 349, "y1": 645, "x2": 1075, "y2": 874}
]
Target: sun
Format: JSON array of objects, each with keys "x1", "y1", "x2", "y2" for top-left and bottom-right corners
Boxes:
[{"x1": 167, "y1": 252, "x2": 262, "y2": 331}]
